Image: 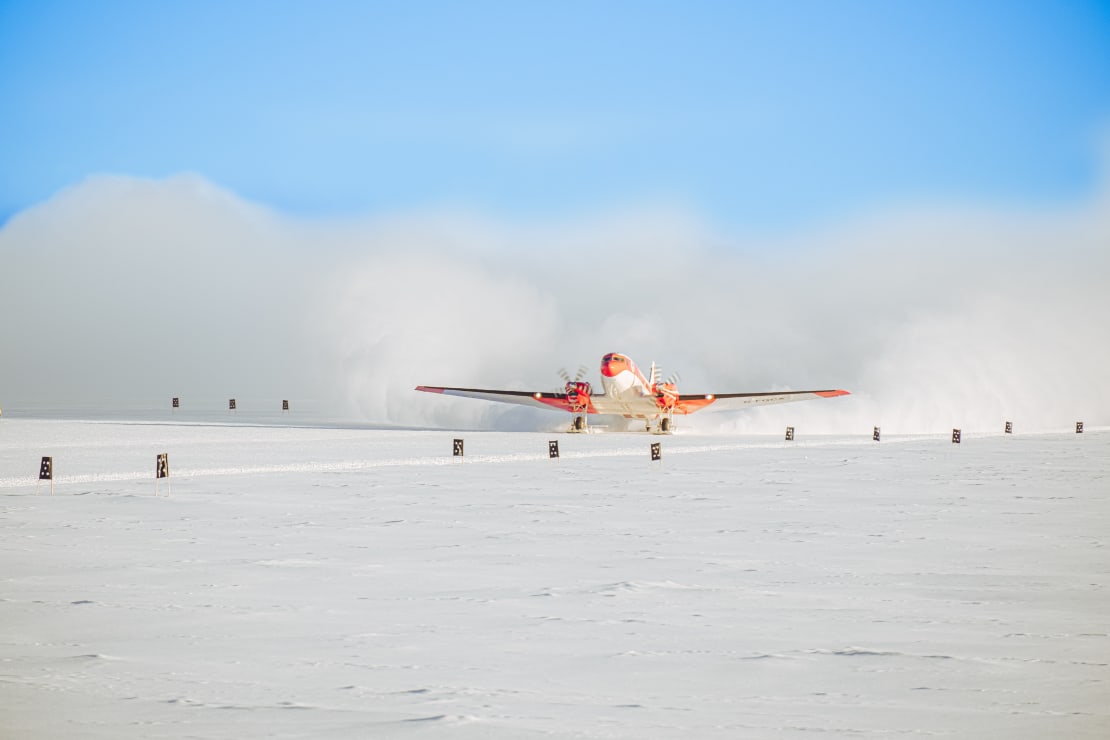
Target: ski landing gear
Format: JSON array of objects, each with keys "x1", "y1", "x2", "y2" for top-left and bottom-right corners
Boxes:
[{"x1": 646, "y1": 416, "x2": 674, "y2": 434}]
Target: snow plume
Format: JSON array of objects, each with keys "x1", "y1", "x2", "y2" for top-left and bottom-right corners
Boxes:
[
  {"x1": 2, "y1": 174, "x2": 1107, "y2": 433},
  {"x1": 0, "y1": 175, "x2": 330, "y2": 409}
]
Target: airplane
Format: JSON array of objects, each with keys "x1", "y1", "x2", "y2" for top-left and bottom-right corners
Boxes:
[{"x1": 416, "y1": 351, "x2": 849, "y2": 433}]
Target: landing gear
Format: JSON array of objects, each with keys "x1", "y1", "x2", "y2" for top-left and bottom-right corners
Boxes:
[
  {"x1": 570, "y1": 415, "x2": 588, "y2": 433},
  {"x1": 660, "y1": 417, "x2": 671, "y2": 433}
]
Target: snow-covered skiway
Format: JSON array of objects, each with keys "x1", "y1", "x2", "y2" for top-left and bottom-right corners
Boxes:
[{"x1": 2, "y1": 419, "x2": 1108, "y2": 738}]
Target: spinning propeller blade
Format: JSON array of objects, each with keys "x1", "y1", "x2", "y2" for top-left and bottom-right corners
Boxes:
[{"x1": 558, "y1": 365, "x2": 590, "y2": 389}]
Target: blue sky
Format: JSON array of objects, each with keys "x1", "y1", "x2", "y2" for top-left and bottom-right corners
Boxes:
[{"x1": 2, "y1": 1, "x2": 1109, "y2": 230}]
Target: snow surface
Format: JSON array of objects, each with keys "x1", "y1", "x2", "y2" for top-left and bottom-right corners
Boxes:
[{"x1": 2, "y1": 418, "x2": 1108, "y2": 738}]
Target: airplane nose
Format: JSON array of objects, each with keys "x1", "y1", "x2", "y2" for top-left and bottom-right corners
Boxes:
[{"x1": 601, "y1": 354, "x2": 626, "y2": 378}]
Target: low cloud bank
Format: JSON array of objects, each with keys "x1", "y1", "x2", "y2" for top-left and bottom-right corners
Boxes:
[{"x1": 2, "y1": 174, "x2": 1107, "y2": 433}]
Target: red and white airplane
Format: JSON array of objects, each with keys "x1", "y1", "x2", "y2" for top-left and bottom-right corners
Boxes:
[{"x1": 417, "y1": 352, "x2": 849, "y2": 433}]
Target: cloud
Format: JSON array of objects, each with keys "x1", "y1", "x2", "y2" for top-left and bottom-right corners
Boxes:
[{"x1": 2, "y1": 174, "x2": 1107, "y2": 433}]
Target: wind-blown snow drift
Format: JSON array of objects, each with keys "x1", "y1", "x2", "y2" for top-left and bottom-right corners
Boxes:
[{"x1": 1, "y1": 174, "x2": 1107, "y2": 433}]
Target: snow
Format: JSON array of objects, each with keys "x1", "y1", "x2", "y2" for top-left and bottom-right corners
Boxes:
[{"x1": 2, "y1": 418, "x2": 1108, "y2": 738}]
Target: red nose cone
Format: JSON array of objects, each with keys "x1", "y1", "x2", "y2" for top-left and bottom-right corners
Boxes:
[{"x1": 601, "y1": 354, "x2": 627, "y2": 377}]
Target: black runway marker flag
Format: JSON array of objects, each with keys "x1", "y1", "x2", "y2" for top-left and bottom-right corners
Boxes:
[
  {"x1": 156, "y1": 453, "x2": 169, "y2": 479},
  {"x1": 548, "y1": 440, "x2": 559, "y2": 459},
  {"x1": 229, "y1": 398, "x2": 237, "y2": 411},
  {"x1": 873, "y1": 427, "x2": 881, "y2": 442},
  {"x1": 39, "y1": 456, "x2": 53, "y2": 480},
  {"x1": 650, "y1": 442, "x2": 661, "y2": 461},
  {"x1": 785, "y1": 426, "x2": 794, "y2": 441},
  {"x1": 453, "y1": 438, "x2": 464, "y2": 457},
  {"x1": 952, "y1": 429, "x2": 962, "y2": 444}
]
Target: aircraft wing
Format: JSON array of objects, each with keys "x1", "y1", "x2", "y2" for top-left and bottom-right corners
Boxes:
[
  {"x1": 671, "y1": 389, "x2": 850, "y2": 414},
  {"x1": 417, "y1": 385, "x2": 849, "y2": 416},
  {"x1": 416, "y1": 385, "x2": 671, "y2": 415},
  {"x1": 416, "y1": 386, "x2": 585, "y2": 412}
]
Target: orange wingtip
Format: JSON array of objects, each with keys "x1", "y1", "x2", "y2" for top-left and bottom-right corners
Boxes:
[
  {"x1": 415, "y1": 386, "x2": 444, "y2": 393},
  {"x1": 816, "y1": 389, "x2": 850, "y2": 397}
]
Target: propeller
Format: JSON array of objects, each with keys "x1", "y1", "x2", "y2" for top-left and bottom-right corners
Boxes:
[
  {"x1": 558, "y1": 365, "x2": 589, "y2": 384},
  {"x1": 650, "y1": 364, "x2": 681, "y2": 388},
  {"x1": 557, "y1": 365, "x2": 593, "y2": 400}
]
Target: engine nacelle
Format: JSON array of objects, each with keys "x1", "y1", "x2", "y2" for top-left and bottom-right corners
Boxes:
[
  {"x1": 565, "y1": 381, "x2": 592, "y2": 410},
  {"x1": 654, "y1": 382, "x2": 678, "y2": 410},
  {"x1": 563, "y1": 381, "x2": 590, "y2": 410}
]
